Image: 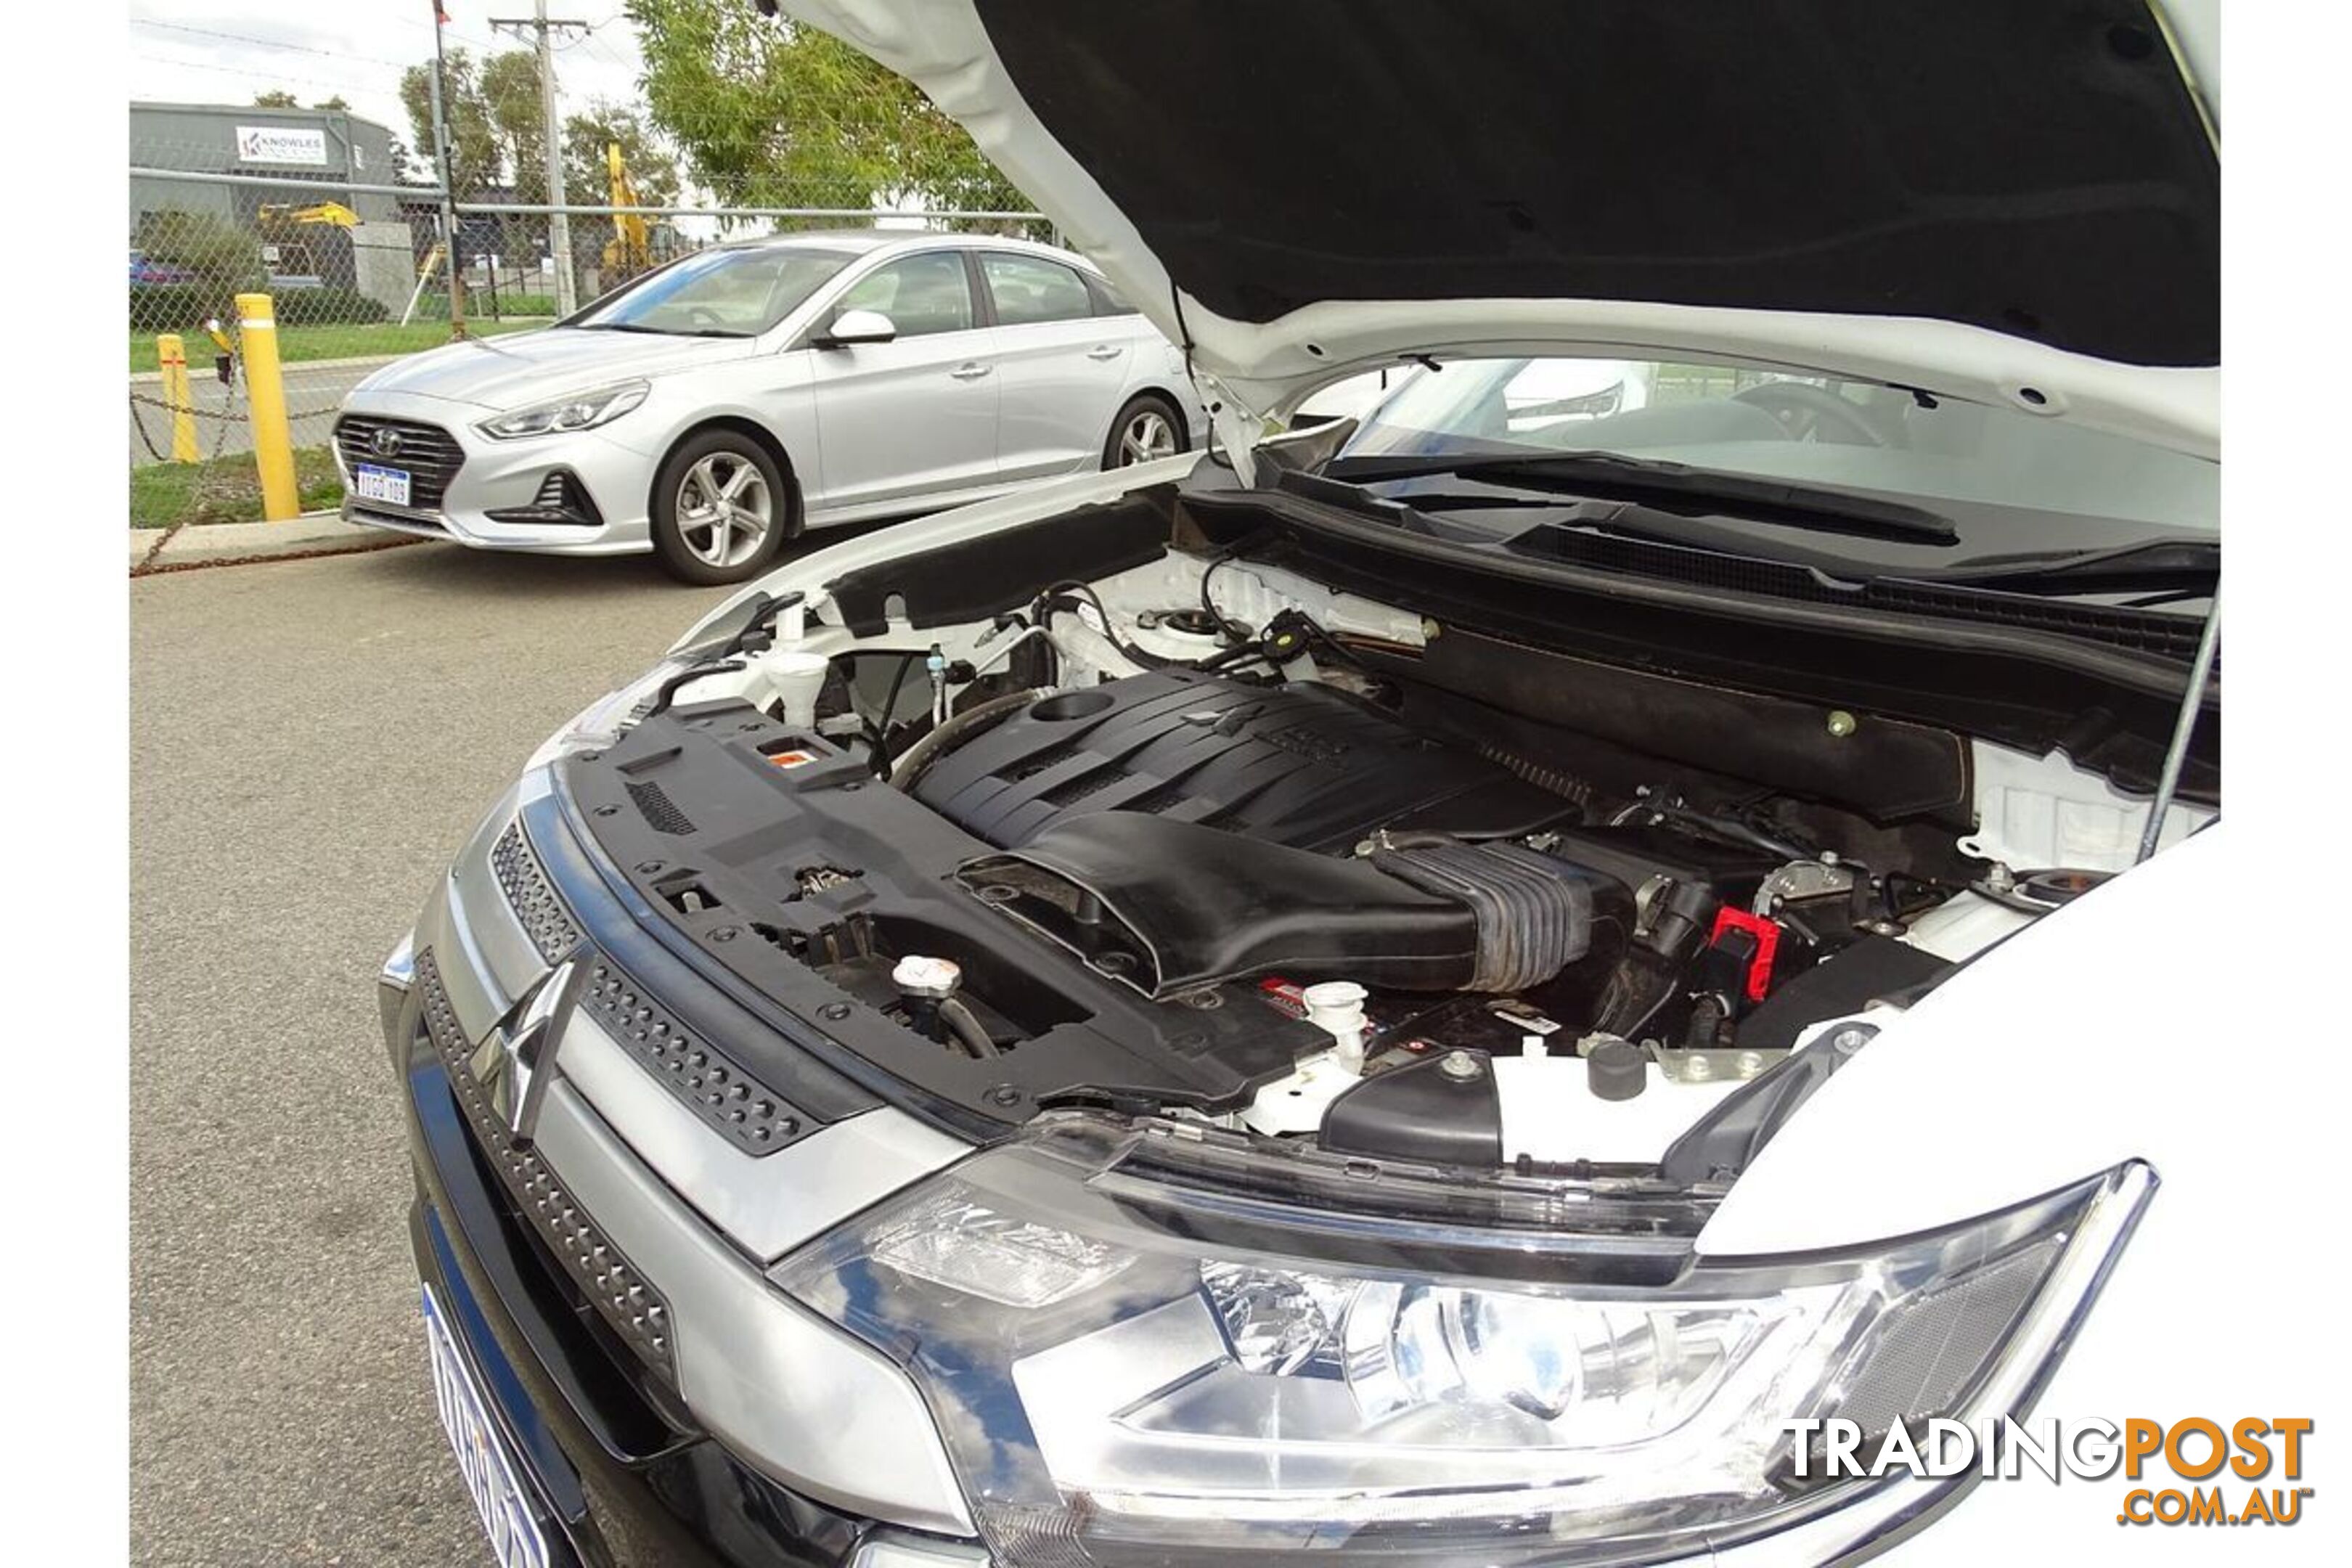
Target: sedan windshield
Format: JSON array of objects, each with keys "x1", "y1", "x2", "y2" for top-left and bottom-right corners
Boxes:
[
  {"x1": 573, "y1": 245, "x2": 857, "y2": 337},
  {"x1": 1337, "y1": 356, "x2": 2218, "y2": 559}
]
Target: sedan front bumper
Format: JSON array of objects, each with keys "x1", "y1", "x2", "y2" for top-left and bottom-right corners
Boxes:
[{"x1": 334, "y1": 390, "x2": 656, "y2": 555}]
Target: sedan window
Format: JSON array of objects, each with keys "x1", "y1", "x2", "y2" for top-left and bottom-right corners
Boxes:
[
  {"x1": 982, "y1": 253, "x2": 1095, "y2": 326},
  {"x1": 835, "y1": 253, "x2": 978, "y2": 337},
  {"x1": 573, "y1": 245, "x2": 857, "y2": 337}
]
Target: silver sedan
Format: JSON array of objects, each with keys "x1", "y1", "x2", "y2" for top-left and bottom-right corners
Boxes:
[{"x1": 331, "y1": 231, "x2": 1204, "y2": 582}]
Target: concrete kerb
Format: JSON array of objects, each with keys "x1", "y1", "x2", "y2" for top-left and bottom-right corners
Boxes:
[{"x1": 129, "y1": 511, "x2": 424, "y2": 576}]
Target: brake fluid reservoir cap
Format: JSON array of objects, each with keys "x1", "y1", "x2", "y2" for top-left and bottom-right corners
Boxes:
[
  {"x1": 1586, "y1": 1037, "x2": 1647, "y2": 1101},
  {"x1": 891, "y1": 955, "x2": 963, "y2": 999}
]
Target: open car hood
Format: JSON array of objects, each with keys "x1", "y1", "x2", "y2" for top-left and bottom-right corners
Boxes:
[{"x1": 777, "y1": 0, "x2": 2218, "y2": 461}]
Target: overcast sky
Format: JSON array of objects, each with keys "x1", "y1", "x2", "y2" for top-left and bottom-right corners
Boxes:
[{"x1": 128, "y1": 1, "x2": 650, "y2": 161}]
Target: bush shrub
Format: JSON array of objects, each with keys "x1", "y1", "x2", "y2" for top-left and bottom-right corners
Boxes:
[
  {"x1": 128, "y1": 282, "x2": 211, "y2": 335},
  {"x1": 131, "y1": 209, "x2": 264, "y2": 319}
]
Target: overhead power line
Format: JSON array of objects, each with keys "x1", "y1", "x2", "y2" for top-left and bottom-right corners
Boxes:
[{"x1": 131, "y1": 18, "x2": 414, "y2": 68}]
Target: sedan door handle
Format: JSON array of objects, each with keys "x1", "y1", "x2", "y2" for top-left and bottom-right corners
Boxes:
[
  {"x1": 1084, "y1": 345, "x2": 1124, "y2": 362},
  {"x1": 950, "y1": 362, "x2": 993, "y2": 380}
]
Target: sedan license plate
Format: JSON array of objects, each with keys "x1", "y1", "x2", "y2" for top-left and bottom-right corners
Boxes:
[
  {"x1": 420, "y1": 1285, "x2": 552, "y2": 1568},
  {"x1": 354, "y1": 462, "x2": 413, "y2": 506}
]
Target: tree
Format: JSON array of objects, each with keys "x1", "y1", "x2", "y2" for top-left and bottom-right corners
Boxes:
[
  {"x1": 481, "y1": 49, "x2": 548, "y2": 203},
  {"x1": 132, "y1": 210, "x2": 265, "y2": 317},
  {"x1": 563, "y1": 100, "x2": 682, "y2": 212},
  {"x1": 399, "y1": 46, "x2": 499, "y2": 194},
  {"x1": 251, "y1": 89, "x2": 299, "y2": 108},
  {"x1": 625, "y1": 0, "x2": 1037, "y2": 230},
  {"x1": 315, "y1": 94, "x2": 351, "y2": 111}
]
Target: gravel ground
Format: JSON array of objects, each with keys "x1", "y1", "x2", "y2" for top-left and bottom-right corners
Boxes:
[{"x1": 129, "y1": 544, "x2": 743, "y2": 1565}]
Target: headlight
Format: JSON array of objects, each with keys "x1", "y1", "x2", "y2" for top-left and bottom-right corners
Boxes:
[
  {"x1": 523, "y1": 658, "x2": 691, "y2": 771},
  {"x1": 477, "y1": 379, "x2": 649, "y2": 440},
  {"x1": 772, "y1": 1115, "x2": 2152, "y2": 1566}
]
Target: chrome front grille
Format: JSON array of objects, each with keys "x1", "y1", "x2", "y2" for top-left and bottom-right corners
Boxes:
[
  {"x1": 333, "y1": 415, "x2": 465, "y2": 509},
  {"x1": 490, "y1": 822, "x2": 584, "y2": 963},
  {"x1": 579, "y1": 955, "x2": 809, "y2": 1156},
  {"x1": 491, "y1": 820, "x2": 809, "y2": 1156},
  {"x1": 414, "y1": 947, "x2": 674, "y2": 1375}
]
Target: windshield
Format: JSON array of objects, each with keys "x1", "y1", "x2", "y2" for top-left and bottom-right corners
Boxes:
[
  {"x1": 1338, "y1": 356, "x2": 2218, "y2": 552},
  {"x1": 573, "y1": 245, "x2": 857, "y2": 337}
]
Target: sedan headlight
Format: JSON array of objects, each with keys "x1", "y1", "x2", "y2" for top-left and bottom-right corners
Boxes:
[
  {"x1": 524, "y1": 657, "x2": 693, "y2": 771},
  {"x1": 772, "y1": 1115, "x2": 2152, "y2": 1566},
  {"x1": 477, "y1": 379, "x2": 649, "y2": 440}
]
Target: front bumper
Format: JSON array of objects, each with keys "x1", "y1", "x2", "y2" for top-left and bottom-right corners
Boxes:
[
  {"x1": 335, "y1": 390, "x2": 655, "y2": 556},
  {"x1": 385, "y1": 775, "x2": 984, "y2": 1567}
]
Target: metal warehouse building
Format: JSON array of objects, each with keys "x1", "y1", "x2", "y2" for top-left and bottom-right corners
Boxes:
[{"x1": 130, "y1": 102, "x2": 417, "y2": 314}]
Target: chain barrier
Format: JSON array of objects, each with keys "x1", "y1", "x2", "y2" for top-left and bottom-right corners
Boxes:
[{"x1": 132, "y1": 372, "x2": 249, "y2": 576}]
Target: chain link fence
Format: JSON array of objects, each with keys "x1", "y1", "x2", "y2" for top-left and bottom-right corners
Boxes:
[{"x1": 128, "y1": 114, "x2": 1042, "y2": 556}]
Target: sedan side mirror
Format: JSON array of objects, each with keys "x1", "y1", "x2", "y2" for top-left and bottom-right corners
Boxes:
[{"x1": 817, "y1": 308, "x2": 897, "y2": 348}]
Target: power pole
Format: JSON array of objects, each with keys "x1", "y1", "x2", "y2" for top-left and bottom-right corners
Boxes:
[{"x1": 491, "y1": 3, "x2": 589, "y2": 315}]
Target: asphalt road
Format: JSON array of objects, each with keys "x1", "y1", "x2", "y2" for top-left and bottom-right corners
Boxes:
[
  {"x1": 131, "y1": 359, "x2": 381, "y2": 467},
  {"x1": 129, "y1": 543, "x2": 743, "y2": 1565}
]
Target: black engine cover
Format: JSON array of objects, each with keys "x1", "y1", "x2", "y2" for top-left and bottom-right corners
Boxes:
[{"x1": 912, "y1": 669, "x2": 1570, "y2": 852}]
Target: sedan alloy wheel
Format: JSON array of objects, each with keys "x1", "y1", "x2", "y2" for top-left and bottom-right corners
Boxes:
[{"x1": 675, "y1": 452, "x2": 774, "y2": 569}]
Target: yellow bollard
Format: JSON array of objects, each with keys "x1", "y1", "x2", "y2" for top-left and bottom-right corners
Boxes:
[
  {"x1": 155, "y1": 334, "x2": 200, "y2": 464},
  {"x1": 234, "y1": 293, "x2": 301, "y2": 520}
]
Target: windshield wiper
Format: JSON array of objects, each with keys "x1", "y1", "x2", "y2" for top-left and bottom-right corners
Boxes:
[
  {"x1": 1327, "y1": 450, "x2": 1959, "y2": 546},
  {"x1": 578, "y1": 321, "x2": 752, "y2": 338},
  {"x1": 1914, "y1": 539, "x2": 2219, "y2": 596}
]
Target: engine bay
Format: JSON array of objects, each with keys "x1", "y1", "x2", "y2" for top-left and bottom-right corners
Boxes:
[{"x1": 556, "y1": 535, "x2": 2208, "y2": 1173}]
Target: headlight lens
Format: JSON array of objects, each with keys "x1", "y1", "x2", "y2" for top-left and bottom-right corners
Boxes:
[
  {"x1": 523, "y1": 658, "x2": 691, "y2": 771},
  {"x1": 478, "y1": 379, "x2": 649, "y2": 440},
  {"x1": 772, "y1": 1116, "x2": 2152, "y2": 1566}
]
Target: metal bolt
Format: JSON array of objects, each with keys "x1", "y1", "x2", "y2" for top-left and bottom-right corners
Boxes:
[
  {"x1": 593, "y1": 804, "x2": 620, "y2": 817},
  {"x1": 987, "y1": 1084, "x2": 1024, "y2": 1107},
  {"x1": 1438, "y1": 1049, "x2": 1484, "y2": 1082},
  {"x1": 635, "y1": 860, "x2": 664, "y2": 875},
  {"x1": 579, "y1": 751, "x2": 602, "y2": 761},
  {"x1": 1826, "y1": 710, "x2": 1858, "y2": 738},
  {"x1": 820, "y1": 1002, "x2": 852, "y2": 1021},
  {"x1": 1830, "y1": 1026, "x2": 1877, "y2": 1055},
  {"x1": 710, "y1": 926, "x2": 739, "y2": 943}
]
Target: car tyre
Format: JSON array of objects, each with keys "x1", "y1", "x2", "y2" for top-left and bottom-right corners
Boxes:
[
  {"x1": 650, "y1": 429, "x2": 796, "y2": 586},
  {"x1": 1102, "y1": 393, "x2": 1189, "y2": 470}
]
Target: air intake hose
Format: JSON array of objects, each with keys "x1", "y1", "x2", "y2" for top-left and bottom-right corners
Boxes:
[{"x1": 1371, "y1": 838, "x2": 1594, "y2": 992}]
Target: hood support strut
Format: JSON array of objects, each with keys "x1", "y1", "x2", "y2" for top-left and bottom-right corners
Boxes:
[{"x1": 2136, "y1": 591, "x2": 2221, "y2": 863}]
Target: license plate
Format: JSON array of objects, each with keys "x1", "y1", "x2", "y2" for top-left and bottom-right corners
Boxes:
[
  {"x1": 354, "y1": 462, "x2": 413, "y2": 506},
  {"x1": 420, "y1": 1284, "x2": 552, "y2": 1568}
]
